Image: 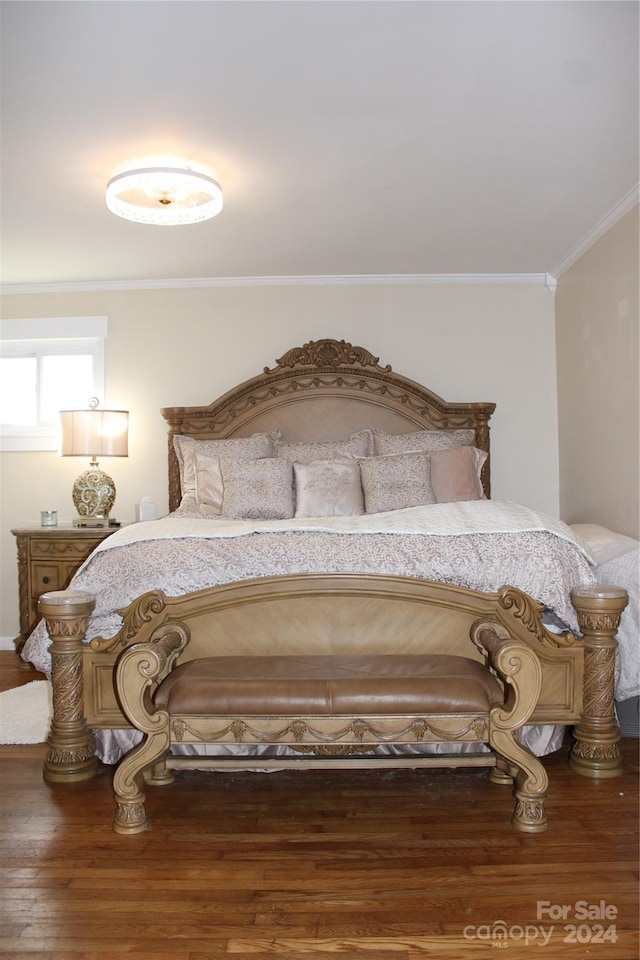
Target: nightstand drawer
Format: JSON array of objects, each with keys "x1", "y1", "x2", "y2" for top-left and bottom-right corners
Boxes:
[
  {"x1": 32, "y1": 562, "x2": 63, "y2": 595},
  {"x1": 32, "y1": 559, "x2": 80, "y2": 595},
  {"x1": 29, "y1": 537, "x2": 102, "y2": 562}
]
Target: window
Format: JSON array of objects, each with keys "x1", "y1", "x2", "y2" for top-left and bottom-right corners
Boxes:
[{"x1": 0, "y1": 317, "x2": 107, "y2": 451}]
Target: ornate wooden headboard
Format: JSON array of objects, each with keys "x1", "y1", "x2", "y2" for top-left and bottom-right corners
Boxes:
[{"x1": 161, "y1": 339, "x2": 496, "y2": 512}]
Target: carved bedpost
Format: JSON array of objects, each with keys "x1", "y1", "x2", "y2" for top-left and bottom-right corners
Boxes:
[
  {"x1": 473, "y1": 411, "x2": 492, "y2": 499},
  {"x1": 38, "y1": 590, "x2": 97, "y2": 783},
  {"x1": 569, "y1": 585, "x2": 629, "y2": 779}
]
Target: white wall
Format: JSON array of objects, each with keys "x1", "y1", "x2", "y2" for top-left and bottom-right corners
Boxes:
[
  {"x1": 0, "y1": 280, "x2": 557, "y2": 640},
  {"x1": 556, "y1": 206, "x2": 639, "y2": 538}
]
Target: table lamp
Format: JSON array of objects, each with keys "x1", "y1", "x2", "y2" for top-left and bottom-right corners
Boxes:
[{"x1": 59, "y1": 398, "x2": 129, "y2": 527}]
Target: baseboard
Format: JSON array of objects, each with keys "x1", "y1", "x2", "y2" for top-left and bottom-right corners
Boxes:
[{"x1": 0, "y1": 637, "x2": 17, "y2": 652}]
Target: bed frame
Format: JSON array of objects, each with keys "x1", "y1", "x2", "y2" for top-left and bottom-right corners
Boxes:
[{"x1": 38, "y1": 339, "x2": 628, "y2": 786}]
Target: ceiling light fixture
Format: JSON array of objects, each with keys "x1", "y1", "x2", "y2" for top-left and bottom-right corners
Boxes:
[{"x1": 105, "y1": 166, "x2": 223, "y2": 225}]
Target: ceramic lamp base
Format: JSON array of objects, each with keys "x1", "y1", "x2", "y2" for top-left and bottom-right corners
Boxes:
[{"x1": 72, "y1": 463, "x2": 116, "y2": 521}]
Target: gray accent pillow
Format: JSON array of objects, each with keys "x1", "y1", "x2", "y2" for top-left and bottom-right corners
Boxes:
[
  {"x1": 276, "y1": 429, "x2": 373, "y2": 463},
  {"x1": 373, "y1": 428, "x2": 475, "y2": 456},
  {"x1": 219, "y1": 458, "x2": 294, "y2": 520}
]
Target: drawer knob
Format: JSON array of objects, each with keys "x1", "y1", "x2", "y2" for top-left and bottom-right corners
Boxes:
[{"x1": 42, "y1": 576, "x2": 50, "y2": 584}]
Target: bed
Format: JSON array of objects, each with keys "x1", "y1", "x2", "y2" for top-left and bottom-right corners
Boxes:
[{"x1": 24, "y1": 338, "x2": 629, "y2": 784}]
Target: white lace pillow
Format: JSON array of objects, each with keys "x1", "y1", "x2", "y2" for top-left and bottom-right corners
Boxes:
[
  {"x1": 219, "y1": 458, "x2": 294, "y2": 520},
  {"x1": 429, "y1": 446, "x2": 487, "y2": 503},
  {"x1": 373, "y1": 428, "x2": 475, "y2": 456},
  {"x1": 275, "y1": 429, "x2": 373, "y2": 463},
  {"x1": 359, "y1": 453, "x2": 436, "y2": 514},
  {"x1": 174, "y1": 433, "x2": 279, "y2": 504},
  {"x1": 294, "y1": 460, "x2": 364, "y2": 518}
]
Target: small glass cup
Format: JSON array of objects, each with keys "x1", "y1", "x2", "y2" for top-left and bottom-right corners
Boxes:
[{"x1": 40, "y1": 510, "x2": 58, "y2": 527}]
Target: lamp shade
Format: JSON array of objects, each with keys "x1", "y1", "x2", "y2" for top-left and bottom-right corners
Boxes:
[{"x1": 59, "y1": 409, "x2": 129, "y2": 458}]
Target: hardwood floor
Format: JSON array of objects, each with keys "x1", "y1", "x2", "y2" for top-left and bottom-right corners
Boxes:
[{"x1": 0, "y1": 652, "x2": 638, "y2": 959}]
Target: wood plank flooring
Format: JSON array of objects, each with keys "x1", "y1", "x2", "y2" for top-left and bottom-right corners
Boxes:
[{"x1": 0, "y1": 652, "x2": 638, "y2": 959}]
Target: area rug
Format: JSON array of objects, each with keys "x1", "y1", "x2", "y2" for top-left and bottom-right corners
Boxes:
[{"x1": 0, "y1": 680, "x2": 52, "y2": 744}]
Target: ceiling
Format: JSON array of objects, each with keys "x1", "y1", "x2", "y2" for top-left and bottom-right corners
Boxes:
[{"x1": 1, "y1": 0, "x2": 638, "y2": 290}]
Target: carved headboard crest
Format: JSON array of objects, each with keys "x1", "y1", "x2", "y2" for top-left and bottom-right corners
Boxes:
[{"x1": 266, "y1": 339, "x2": 392, "y2": 374}]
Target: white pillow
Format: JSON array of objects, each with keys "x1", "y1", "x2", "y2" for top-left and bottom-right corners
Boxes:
[{"x1": 570, "y1": 524, "x2": 639, "y2": 565}]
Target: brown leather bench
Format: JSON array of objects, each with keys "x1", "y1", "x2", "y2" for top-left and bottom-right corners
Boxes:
[
  {"x1": 112, "y1": 619, "x2": 549, "y2": 836},
  {"x1": 156, "y1": 653, "x2": 503, "y2": 716}
]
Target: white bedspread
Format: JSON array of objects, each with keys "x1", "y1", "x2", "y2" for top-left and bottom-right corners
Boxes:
[{"x1": 90, "y1": 499, "x2": 593, "y2": 555}]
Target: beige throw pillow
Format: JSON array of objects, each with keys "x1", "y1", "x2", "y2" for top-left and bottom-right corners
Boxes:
[
  {"x1": 194, "y1": 452, "x2": 225, "y2": 515},
  {"x1": 294, "y1": 460, "x2": 364, "y2": 517},
  {"x1": 430, "y1": 446, "x2": 487, "y2": 502}
]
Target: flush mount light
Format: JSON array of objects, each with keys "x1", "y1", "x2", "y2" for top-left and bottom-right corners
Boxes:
[{"x1": 105, "y1": 166, "x2": 223, "y2": 225}]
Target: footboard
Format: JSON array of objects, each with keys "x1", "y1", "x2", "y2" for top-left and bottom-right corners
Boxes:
[{"x1": 38, "y1": 575, "x2": 628, "y2": 782}]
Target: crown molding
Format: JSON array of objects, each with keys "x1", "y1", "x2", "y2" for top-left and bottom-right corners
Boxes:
[
  {"x1": 2, "y1": 186, "x2": 636, "y2": 296},
  {"x1": 551, "y1": 182, "x2": 639, "y2": 279},
  {"x1": 0, "y1": 273, "x2": 550, "y2": 296}
]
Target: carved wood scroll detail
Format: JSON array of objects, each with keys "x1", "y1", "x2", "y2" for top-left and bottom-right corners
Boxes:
[
  {"x1": 498, "y1": 586, "x2": 575, "y2": 647},
  {"x1": 267, "y1": 339, "x2": 390, "y2": 373},
  {"x1": 581, "y1": 647, "x2": 616, "y2": 718},
  {"x1": 90, "y1": 590, "x2": 168, "y2": 653},
  {"x1": 169, "y1": 715, "x2": 490, "y2": 745},
  {"x1": 33, "y1": 540, "x2": 93, "y2": 558}
]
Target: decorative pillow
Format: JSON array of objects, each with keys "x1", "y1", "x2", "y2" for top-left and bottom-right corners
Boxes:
[
  {"x1": 359, "y1": 453, "x2": 436, "y2": 514},
  {"x1": 294, "y1": 460, "x2": 364, "y2": 518},
  {"x1": 219, "y1": 458, "x2": 294, "y2": 520},
  {"x1": 193, "y1": 452, "x2": 226, "y2": 515},
  {"x1": 429, "y1": 446, "x2": 487, "y2": 503},
  {"x1": 373, "y1": 428, "x2": 475, "y2": 456},
  {"x1": 174, "y1": 433, "x2": 278, "y2": 503},
  {"x1": 275, "y1": 429, "x2": 373, "y2": 463}
]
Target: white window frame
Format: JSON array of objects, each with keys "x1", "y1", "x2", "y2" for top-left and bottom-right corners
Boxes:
[{"x1": 0, "y1": 317, "x2": 108, "y2": 452}]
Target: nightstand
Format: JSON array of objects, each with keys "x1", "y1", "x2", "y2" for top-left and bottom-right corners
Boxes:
[{"x1": 11, "y1": 524, "x2": 118, "y2": 659}]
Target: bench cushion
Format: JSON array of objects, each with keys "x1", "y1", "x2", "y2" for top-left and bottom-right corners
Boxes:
[{"x1": 154, "y1": 654, "x2": 503, "y2": 716}]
